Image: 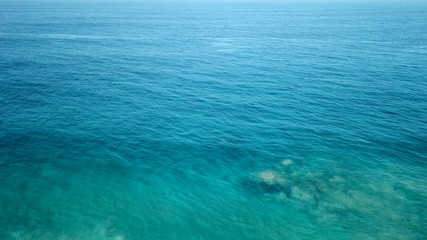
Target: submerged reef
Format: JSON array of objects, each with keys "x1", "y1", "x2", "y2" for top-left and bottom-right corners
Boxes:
[
  {"x1": 245, "y1": 159, "x2": 346, "y2": 207},
  {"x1": 243, "y1": 158, "x2": 418, "y2": 237}
]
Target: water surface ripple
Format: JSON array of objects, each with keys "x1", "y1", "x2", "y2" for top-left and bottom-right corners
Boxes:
[{"x1": 0, "y1": 1, "x2": 426, "y2": 240}]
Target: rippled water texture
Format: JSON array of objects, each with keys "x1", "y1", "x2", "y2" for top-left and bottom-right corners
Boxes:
[{"x1": 1, "y1": 1, "x2": 426, "y2": 239}]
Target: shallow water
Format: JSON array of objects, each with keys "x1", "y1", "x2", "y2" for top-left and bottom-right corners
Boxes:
[{"x1": 0, "y1": 1, "x2": 426, "y2": 239}]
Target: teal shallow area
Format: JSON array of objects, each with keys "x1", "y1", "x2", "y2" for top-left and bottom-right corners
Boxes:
[{"x1": 0, "y1": 1, "x2": 426, "y2": 239}]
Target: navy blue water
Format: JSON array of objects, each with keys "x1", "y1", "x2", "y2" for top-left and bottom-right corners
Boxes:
[{"x1": 1, "y1": 1, "x2": 426, "y2": 239}]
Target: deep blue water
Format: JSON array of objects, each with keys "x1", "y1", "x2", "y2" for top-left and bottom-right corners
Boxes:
[{"x1": 1, "y1": 1, "x2": 427, "y2": 239}]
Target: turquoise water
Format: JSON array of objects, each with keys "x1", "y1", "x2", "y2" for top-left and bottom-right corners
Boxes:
[{"x1": 1, "y1": 1, "x2": 427, "y2": 239}]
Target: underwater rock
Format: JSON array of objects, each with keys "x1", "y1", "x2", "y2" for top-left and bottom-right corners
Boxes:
[
  {"x1": 281, "y1": 159, "x2": 293, "y2": 166},
  {"x1": 329, "y1": 175, "x2": 345, "y2": 184},
  {"x1": 291, "y1": 186, "x2": 316, "y2": 204},
  {"x1": 244, "y1": 170, "x2": 291, "y2": 195},
  {"x1": 113, "y1": 235, "x2": 125, "y2": 240},
  {"x1": 243, "y1": 158, "x2": 421, "y2": 237},
  {"x1": 255, "y1": 170, "x2": 285, "y2": 185},
  {"x1": 244, "y1": 159, "x2": 362, "y2": 218},
  {"x1": 314, "y1": 179, "x2": 334, "y2": 194},
  {"x1": 245, "y1": 159, "x2": 349, "y2": 205}
]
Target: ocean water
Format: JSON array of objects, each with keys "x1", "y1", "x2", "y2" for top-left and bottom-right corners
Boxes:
[{"x1": 1, "y1": 1, "x2": 427, "y2": 239}]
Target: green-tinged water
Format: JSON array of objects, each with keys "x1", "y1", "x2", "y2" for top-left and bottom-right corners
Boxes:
[{"x1": 0, "y1": 1, "x2": 426, "y2": 239}]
